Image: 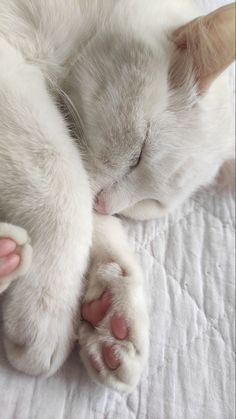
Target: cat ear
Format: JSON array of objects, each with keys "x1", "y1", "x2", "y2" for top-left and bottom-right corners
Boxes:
[{"x1": 172, "y1": 3, "x2": 235, "y2": 93}]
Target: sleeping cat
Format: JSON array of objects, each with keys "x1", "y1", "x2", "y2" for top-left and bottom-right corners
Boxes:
[{"x1": 0, "y1": 0, "x2": 234, "y2": 392}]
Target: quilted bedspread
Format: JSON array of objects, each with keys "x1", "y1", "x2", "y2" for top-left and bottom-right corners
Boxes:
[{"x1": 0, "y1": 1, "x2": 235, "y2": 418}]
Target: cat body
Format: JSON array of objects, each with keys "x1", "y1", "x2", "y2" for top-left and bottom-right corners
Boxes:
[{"x1": 0, "y1": 0, "x2": 234, "y2": 391}]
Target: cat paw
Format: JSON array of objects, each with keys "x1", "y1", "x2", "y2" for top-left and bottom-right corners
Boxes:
[
  {"x1": 79, "y1": 261, "x2": 149, "y2": 392},
  {"x1": 3, "y1": 285, "x2": 76, "y2": 376},
  {"x1": 0, "y1": 223, "x2": 32, "y2": 294}
]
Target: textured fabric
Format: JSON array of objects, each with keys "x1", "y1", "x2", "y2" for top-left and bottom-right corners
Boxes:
[{"x1": 0, "y1": 1, "x2": 235, "y2": 418}]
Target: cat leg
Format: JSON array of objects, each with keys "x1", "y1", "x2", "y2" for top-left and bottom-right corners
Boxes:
[
  {"x1": 0, "y1": 39, "x2": 92, "y2": 375},
  {"x1": 0, "y1": 223, "x2": 32, "y2": 294},
  {"x1": 78, "y1": 214, "x2": 149, "y2": 392}
]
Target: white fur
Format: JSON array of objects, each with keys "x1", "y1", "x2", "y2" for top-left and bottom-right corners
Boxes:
[
  {"x1": 79, "y1": 214, "x2": 149, "y2": 392},
  {"x1": 0, "y1": 36, "x2": 92, "y2": 375},
  {"x1": 66, "y1": 0, "x2": 234, "y2": 219},
  {"x1": 0, "y1": 0, "x2": 234, "y2": 391}
]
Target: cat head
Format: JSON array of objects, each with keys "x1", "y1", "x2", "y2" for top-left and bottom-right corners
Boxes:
[{"x1": 67, "y1": 3, "x2": 235, "y2": 220}]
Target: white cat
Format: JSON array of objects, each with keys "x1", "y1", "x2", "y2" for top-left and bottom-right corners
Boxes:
[{"x1": 0, "y1": 0, "x2": 234, "y2": 392}]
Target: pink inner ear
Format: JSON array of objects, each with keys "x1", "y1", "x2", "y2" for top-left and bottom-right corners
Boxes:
[{"x1": 172, "y1": 3, "x2": 236, "y2": 93}]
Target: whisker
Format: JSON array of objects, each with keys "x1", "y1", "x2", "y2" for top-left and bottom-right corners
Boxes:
[{"x1": 45, "y1": 74, "x2": 90, "y2": 149}]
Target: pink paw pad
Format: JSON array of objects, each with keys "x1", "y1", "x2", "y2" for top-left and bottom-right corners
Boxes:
[
  {"x1": 0, "y1": 239, "x2": 20, "y2": 278},
  {"x1": 102, "y1": 344, "x2": 120, "y2": 370},
  {"x1": 81, "y1": 292, "x2": 128, "y2": 371},
  {"x1": 81, "y1": 292, "x2": 112, "y2": 327},
  {"x1": 111, "y1": 313, "x2": 128, "y2": 340}
]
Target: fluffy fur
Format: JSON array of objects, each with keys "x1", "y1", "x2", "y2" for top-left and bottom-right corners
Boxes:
[{"x1": 0, "y1": 0, "x2": 234, "y2": 392}]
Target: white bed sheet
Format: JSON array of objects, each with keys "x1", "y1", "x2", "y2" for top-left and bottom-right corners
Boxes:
[{"x1": 0, "y1": 1, "x2": 235, "y2": 418}]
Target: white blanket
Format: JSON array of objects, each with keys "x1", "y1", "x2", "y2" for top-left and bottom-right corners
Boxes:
[{"x1": 0, "y1": 1, "x2": 235, "y2": 418}]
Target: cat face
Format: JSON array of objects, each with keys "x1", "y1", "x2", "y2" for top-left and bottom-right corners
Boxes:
[{"x1": 67, "y1": 28, "x2": 233, "y2": 220}]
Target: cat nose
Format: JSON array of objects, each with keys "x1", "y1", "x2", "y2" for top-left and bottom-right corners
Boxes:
[{"x1": 94, "y1": 193, "x2": 108, "y2": 214}]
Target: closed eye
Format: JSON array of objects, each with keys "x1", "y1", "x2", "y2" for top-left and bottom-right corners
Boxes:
[
  {"x1": 130, "y1": 122, "x2": 150, "y2": 169},
  {"x1": 130, "y1": 141, "x2": 145, "y2": 169}
]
